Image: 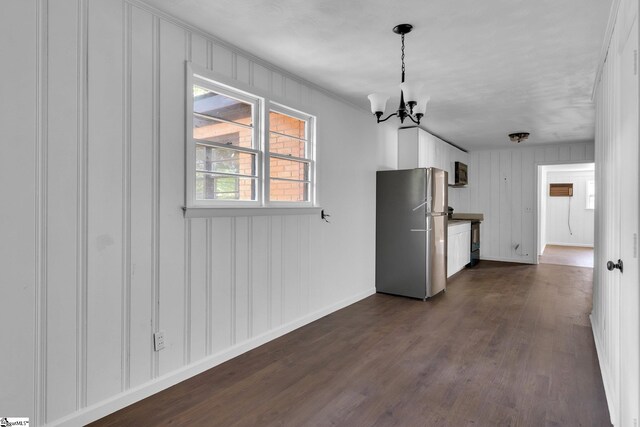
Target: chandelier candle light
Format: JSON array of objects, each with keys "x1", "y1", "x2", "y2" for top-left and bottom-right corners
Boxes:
[{"x1": 368, "y1": 24, "x2": 429, "y2": 125}]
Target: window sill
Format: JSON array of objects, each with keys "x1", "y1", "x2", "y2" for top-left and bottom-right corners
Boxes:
[{"x1": 183, "y1": 206, "x2": 322, "y2": 218}]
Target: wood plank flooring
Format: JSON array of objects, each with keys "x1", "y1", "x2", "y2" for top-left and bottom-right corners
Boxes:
[
  {"x1": 92, "y1": 261, "x2": 610, "y2": 426},
  {"x1": 539, "y1": 244, "x2": 594, "y2": 268}
]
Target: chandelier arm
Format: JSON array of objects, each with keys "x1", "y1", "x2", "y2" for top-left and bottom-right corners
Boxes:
[
  {"x1": 406, "y1": 114, "x2": 421, "y2": 125},
  {"x1": 377, "y1": 112, "x2": 398, "y2": 123}
]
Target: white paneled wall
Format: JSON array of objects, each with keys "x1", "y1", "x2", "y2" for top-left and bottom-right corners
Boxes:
[
  {"x1": 2, "y1": 1, "x2": 381, "y2": 425},
  {"x1": 467, "y1": 142, "x2": 595, "y2": 264},
  {"x1": 544, "y1": 170, "x2": 595, "y2": 247}
]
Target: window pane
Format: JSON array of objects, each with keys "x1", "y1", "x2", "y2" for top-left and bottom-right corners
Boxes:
[
  {"x1": 193, "y1": 85, "x2": 252, "y2": 126},
  {"x1": 270, "y1": 179, "x2": 308, "y2": 202},
  {"x1": 196, "y1": 145, "x2": 256, "y2": 177},
  {"x1": 193, "y1": 116, "x2": 253, "y2": 148},
  {"x1": 269, "y1": 132, "x2": 306, "y2": 157},
  {"x1": 196, "y1": 172, "x2": 257, "y2": 201},
  {"x1": 270, "y1": 157, "x2": 309, "y2": 181},
  {"x1": 269, "y1": 111, "x2": 306, "y2": 139}
]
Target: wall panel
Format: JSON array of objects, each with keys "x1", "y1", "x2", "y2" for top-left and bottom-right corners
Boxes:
[
  {"x1": 86, "y1": 0, "x2": 124, "y2": 406},
  {"x1": 211, "y1": 42, "x2": 233, "y2": 77},
  {"x1": 236, "y1": 55, "x2": 250, "y2": 84},
  {"x1": 234, "y1": 217, "x2": 250, "y2": 343},
  {"x1": 188, "y1": 219, "x2": 207, "y2": 363},
  {"x1": 0, "y1": 0, "x2": 38, "y2": 420},
  {"x1": 129, "y1": 4, "x2": 154, "y2": 389},
  {"x1": 190, "y1": 33, "x2": 208, "y2": 68},
  {"x1": 45, "y1": 0, "x2": 80, "y2": 421},
  {"x1": 210, "y1": 217, "x2": 234, "y2": 353},
  {"x1": 510, "y1": 151, "x2": 523, "y2": 259},
  {"x1": 272, "y1": 71, "x2": 285, "y2": 98},
  {"x1": 270, "y1": 216, "x2": 284, "y2": 328},
  {"x1": 157, "y1": 18, "x2": 187, "y2": 376},
  {"x1": 253, "y1": 63, "x2": 272, "y2": 93},
  {"x1": 250, "y1": 217, "x2": 270, "y2": 336}
]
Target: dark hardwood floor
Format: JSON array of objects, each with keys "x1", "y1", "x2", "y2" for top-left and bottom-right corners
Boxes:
[{"x1": 92, "y1": 261, "x2": 610, "y2": 426}]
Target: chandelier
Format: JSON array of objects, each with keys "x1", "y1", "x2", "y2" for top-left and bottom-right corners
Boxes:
[{"x1": 368, "y1": 24, "x2": 429, "y2": 125}]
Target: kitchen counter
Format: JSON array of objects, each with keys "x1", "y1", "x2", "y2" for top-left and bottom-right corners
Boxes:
[
  {"x1": 448, "y1": 219, "x2": 471, "y2": 226},
  {"x1": 451, "y1": 213, "x2": 484, "y2": 221}
]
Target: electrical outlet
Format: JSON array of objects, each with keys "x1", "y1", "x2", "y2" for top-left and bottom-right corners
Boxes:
[{"x1": 154, "y1": 331, "x2": 165, "y2": 351}]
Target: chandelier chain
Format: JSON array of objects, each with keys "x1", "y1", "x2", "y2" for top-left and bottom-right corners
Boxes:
[{"x1": 401, "y1": 33, "x2": 405, "y2": 79}]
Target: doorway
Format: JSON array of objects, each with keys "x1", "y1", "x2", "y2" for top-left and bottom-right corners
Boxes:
[{"x1": 537, "y1": 163, "x2": 595, "y2": 267}]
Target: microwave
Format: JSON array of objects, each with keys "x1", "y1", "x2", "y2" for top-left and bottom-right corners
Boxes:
[{"x1": 454, "y1": 161, "x2": 468, "y2": 186}]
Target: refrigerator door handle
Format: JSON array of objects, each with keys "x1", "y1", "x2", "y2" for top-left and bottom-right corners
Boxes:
[
  {"x1": 412, "y1": 197, "x2": 432, "y2": 212},
  {"x1": 410, "y1": 229, "x2": 429, "y2": 232}
]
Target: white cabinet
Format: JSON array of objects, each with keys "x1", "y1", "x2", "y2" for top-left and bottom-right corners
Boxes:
[
  {"x1": 447, "y1": 222, "x2": 471, "y2": 278},
  {"x1": 398, "y1": 127, "x2": 468, "y2": 186}
]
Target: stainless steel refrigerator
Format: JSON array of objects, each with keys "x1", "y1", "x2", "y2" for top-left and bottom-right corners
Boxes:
[{"x1": 376, "y1": 168, "x2": 448, "y2": 300}]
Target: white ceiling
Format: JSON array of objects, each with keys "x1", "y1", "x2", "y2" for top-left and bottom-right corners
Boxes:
[{"x1": 144, "y1": 0, "x2": 613, "y2": 150}]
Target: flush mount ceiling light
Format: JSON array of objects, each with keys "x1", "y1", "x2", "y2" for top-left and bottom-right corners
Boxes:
[
  {"x1": 368, "y1": 24, "x2": 429, "y2": 125},
  {"x1": 508, "y1": 132, "x2": 530, "y2": 143}
]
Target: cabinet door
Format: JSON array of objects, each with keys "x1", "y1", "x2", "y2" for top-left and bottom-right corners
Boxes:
[
  {"x1": 398, "y1": 128, "x2": 420, "y2": 169},
  {"x1": 455, "y1": 232, "x2": 464, "y2": 272},
  {"x1": 447, "y1": 230, "x2": 456, "y2": 278},
  {"x1": 461, "y1": 231, "x2": 471, "y2": 266},
  {"x1": 444, "y1": 144, "x2": 453, "y2": 185},
  {"x1": 419, "y1": 131, "x2": 437, "y2": 169},
  {"x1": 447, "y1": 146, "x2": 460, "y2": 185}
]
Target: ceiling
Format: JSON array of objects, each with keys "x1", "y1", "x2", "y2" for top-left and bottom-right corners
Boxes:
[{"x1": 144, "y1": 0, "x2": 613, "y2": 150}]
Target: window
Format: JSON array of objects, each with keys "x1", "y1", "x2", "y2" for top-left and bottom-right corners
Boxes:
[
  {"x1": 192, "y1": 83, "x2": 260, "y2": 204},
  {"x1": 268, "y1": 108, "x2": 313, "y2": 203},
  {"x1": 586, "y1": 180, "x2": 595, "y2": 209},
  {"x1": 186, "y1": 71, "x2": 315, "y2": 209}
]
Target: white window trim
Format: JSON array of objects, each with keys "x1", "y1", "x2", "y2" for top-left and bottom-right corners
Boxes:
[
  {"x1": 184, "y1": 62, "x2": 318, "y2": 216},
  {"x1": 266, "y1": 101, "x2": 316, "y2": 207}
]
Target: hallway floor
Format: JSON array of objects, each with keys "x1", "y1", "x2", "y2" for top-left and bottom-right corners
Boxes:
[
  {"x1": 539, "y1": 244, "x2": 594, "y2": 268},
  {"x1": 92, "y1": 261, "x2": 610, "y2": 426}
]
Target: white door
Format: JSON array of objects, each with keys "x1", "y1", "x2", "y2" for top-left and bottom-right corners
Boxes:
[{"x1": 617, "y1": 7, "x2": 639, "y2": 425}]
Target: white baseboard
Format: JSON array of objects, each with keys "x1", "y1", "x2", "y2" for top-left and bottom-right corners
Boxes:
[
  {"x1": 590, "y1": 313, "x2": 617, "y2": 426},
  {"x1": 480, "y1": 255, "x2": 536, "y2": 265},
  {"x1": 545, "y1": 242, "x2": 594, "y2": 248},
  {"x1": 539, "y1": 243, "x2": 546, "y2": 256},
  {"x1": 48, "y1": 287, "x2": 375, "y2": 427}
]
